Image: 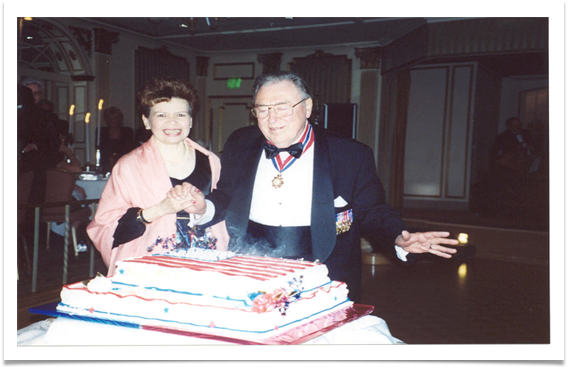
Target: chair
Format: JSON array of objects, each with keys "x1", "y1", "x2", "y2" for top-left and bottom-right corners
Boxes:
[
  {"x1": 42, "y1": 168, "x2": 91, "y2": 257},
  {"x1": 17, "y1": 170, "x2": 34, "y2": 275}
]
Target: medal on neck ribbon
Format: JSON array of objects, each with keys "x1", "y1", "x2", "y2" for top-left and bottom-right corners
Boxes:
[{"x1": 268, "y1": 124, "x2": 313, "y2": 189}]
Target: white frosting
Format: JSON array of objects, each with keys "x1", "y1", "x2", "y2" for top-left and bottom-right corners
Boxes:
[
  {"x1": 58, "y1": 250, "x2": 352, "y2": 341},
  {"x1": 86, "y1": 276, "x2": 112, "y2": 293},
  {"x1": 159, "y1": 248, "x2": 236, "y2": 261}
]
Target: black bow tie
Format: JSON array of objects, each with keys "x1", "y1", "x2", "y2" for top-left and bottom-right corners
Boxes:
[{"x1": 264, "y1": 142, "x2": 304, "y2": 159}]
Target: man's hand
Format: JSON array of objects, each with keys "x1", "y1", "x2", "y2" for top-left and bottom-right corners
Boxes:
[{"x1": 395, "y1": 230, "x2": 459, "y2": 258}]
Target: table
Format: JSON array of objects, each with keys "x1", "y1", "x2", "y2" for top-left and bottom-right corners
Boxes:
[
  {"x1": 38, "y1": 175, "x2": 108, "y2": 292},
  {"x1": 75, "y1": 176, "x2": 108, "y2": 200},
  {"x1": 17, "y1": 315, "x2": 404, "y2": 346},
  {"x1": 49, "y1": 176, "x2": 108, "y2": 237}
]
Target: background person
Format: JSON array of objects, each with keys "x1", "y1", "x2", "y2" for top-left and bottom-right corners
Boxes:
[
  {"x1": 18, "y1": 81, "x2": 61, "y2": 205},
  {"x1": 97, "y1": 106, "x2": 136, "y2": 174}
]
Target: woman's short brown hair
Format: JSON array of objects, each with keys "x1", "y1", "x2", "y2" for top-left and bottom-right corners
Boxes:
[{"x1": 137, "y1": 78, "x2": 198, "y2": 118}]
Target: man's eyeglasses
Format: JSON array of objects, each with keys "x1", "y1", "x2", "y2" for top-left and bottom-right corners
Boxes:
[{"x1": 251, "y1": 98, "x2": 308, "y2": 119}]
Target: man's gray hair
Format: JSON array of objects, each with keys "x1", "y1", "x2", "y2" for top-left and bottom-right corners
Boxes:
[
  {"x1": 22, "y1": 77, "x2": 44, "y2": 92},
  {"x1": 252, "y1": 71, "x2": 311, "y2": 103}
]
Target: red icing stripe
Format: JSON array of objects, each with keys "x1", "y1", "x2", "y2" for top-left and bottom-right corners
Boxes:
[
  {"x1": 124, "y1": 258, "x2": 275, "y2": 281},
  {"x1": 160, "y1": 256, "x2": 298, "y2": 274},
  {"x1": 125, "y1": 254, "x2": 315, "y2": 270},
  {"x1": 121, "y1": 254, "x2": 319, "y2": 281},
  {"x1": 64, "y1": 284, "x2": 259, "y2": 312},
  {"x1": 63, "y1": 280, "x2": 346, "y2": 313},
  {"x1": 225, "y1": 256, "x2": 316, "y2": 270}
]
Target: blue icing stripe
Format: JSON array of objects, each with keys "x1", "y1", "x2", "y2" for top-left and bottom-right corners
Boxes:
[
  {"x1": 109, "y1": 280, "x2": 335, "y2": 309},
  {"x1": 111, "y1": 281, "x2": 206, "y2": 297}
]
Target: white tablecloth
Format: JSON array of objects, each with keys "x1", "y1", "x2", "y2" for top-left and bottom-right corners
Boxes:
[
  {"x1": 75, "y1": 178, "x2": 108, "y2": 200},
  {"x1": 17, "y1": 315, "x2": 404, "y2": 346},
  {"x1": 49, "y1": 178, "x2": 108, "y2": 236}
]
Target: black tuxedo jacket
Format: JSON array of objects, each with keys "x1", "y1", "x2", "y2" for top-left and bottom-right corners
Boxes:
[{"x1": 207, "y1": 124, "x2": 407, "y2": 302}]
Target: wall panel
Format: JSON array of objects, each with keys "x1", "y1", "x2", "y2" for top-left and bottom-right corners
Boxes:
[
  {"x1": 403, "y1": 63, "x2": 476, "y2": 209},
  {"x1": 403, "y1": 67, "x2": 448, "y2": 197}
]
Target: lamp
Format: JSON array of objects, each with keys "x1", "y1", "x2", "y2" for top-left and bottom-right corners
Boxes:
[{"x1": 457, "y1": 233, "x2": 469, "y2": 244}]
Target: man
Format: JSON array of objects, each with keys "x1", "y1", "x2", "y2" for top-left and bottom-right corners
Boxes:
[
  {"x1": 18, "y1": 79, "x2": 61, "y2": 204},
  {"x1": 489, "y1": 116, "x2": 534, "y2": 172},
  {"x1": 20, "y1": 78, "x2": 60, "y2": 157},
  {"x1": 23, "y1": 77, "x2": 44, "y2": 104},
  {"x1": 474, "y1": 117, "x2": 537, "y2": 216},
  {"x1": 177, "y1": 71, "x2": 458, "y2": 302}
]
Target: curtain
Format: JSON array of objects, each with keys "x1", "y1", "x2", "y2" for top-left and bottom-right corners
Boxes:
[
  {"x1": 290, "y1": 51, "x2": 351, "y2": 125},
  {"x1": 389, "y1": 69, "x2": 411, "y2": 210},
  {"x1": 290, "y1": 51, "x2": 351, "y2": 103},
  {"x1": 134, "y1": 47, "x2": 190, "y2": 127},
  {"x1": 134, "y1": 47, "x2": 190, "y2": 94}
]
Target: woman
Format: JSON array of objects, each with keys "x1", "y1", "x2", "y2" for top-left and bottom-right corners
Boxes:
[
  {"x1": 98, "y1": 106, "x2": 136, "y2": 173},
  {"x1": 87, "y1": 78, "x2": 228, "y2": 275}
]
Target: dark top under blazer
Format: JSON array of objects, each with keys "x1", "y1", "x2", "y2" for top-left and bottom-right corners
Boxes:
[{"x1": 207, "y1": 124, "x2": 407, "y2": 301}]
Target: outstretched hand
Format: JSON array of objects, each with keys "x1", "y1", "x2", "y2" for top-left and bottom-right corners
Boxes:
[{"x1": 395, "y1": 230, "x2": 459, "y2": 258}]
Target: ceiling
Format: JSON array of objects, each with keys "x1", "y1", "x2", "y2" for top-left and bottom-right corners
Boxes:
[
  {"x1": 81, "y1": 17, "x2": 438, "y2": 53},
  {"x1": 75, "y1": 17, "x2": 548, "y2": 77}
]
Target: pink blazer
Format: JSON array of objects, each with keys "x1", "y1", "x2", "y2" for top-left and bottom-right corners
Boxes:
[{"x1": 87, "y1": 136, "x2": 229, "y2": 276}]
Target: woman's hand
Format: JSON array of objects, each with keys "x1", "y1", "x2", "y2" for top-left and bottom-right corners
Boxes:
[
  {"x1": 140, "y1": 188, "x2": 197, "y2": 223},
  {"x1": 166, "y1": 182, "x2": 207, "y2": 215},
  {"x1": 139, "y1": 183, "x2": 206, "y2": 223}
]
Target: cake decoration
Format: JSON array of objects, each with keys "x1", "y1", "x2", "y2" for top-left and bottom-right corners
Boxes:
[{"x1": 146, "y1": 235, "x2": 177, "y2": 253}]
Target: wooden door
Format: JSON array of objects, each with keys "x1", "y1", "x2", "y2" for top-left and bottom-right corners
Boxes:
[{"x1": 208, "y1": 96, "x2": 254, "y2": 155}]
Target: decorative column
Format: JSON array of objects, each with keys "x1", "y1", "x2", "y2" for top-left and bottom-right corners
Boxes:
[{"x1": 195, "y1": 56, "x2": 210, "y2": 147}]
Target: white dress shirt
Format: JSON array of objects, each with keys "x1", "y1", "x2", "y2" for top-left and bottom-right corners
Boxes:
[{"x1": 249, "y1": 145, "x2": 314, "y2": 226}]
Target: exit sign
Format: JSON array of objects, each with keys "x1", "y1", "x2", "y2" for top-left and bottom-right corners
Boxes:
[{"x1": 226, "y1": 78, "x2": 242, "y2": 89}]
